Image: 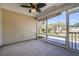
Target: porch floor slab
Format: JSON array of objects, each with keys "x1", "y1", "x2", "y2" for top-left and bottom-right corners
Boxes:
[{"x1": 0, "y1": 39, "x2": 79, "y2": 56}]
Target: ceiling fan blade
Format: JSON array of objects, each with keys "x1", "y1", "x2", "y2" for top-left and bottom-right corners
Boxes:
[
  {"x1": 20, "y1": 5, "x2": 31, "y2": 8},
  {"x1": 29, "y1": 9, "x2": 31, "y2": 12},
  {"x1": 30, "y1": 3, "x2": 36, "y2": 8},
  {"x1": 36, "y1": 8, "x2": 41, "y2": 12},
  {"x1": 30, "y1": 3, "x2": 33, "y2": 6},
  {"x1": 37, "y1": 3, "x2": 46, "y2": 8}
]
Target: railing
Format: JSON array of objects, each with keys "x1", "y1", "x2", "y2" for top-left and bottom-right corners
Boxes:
[{"x1": 69, "y1": 32, "x2": 79, "y2": 50}]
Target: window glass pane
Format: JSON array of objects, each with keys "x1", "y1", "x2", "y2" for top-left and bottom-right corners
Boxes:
[
  {"x1": 37, "y1": 20, "x2": 46, "y2": 39},
  {"x1": 47, "y1": 12, "x2": 66, "y2": 44},
  {"x1": 69, "y1": 12, "x2": 79, "y2": 32}
]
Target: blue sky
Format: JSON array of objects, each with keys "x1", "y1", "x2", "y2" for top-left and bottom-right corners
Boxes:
[
  {"x1": 48, "y1": 12, "x2": 79, "y2": 25},
  {"x1": 69, "y1": 12, "x2": 79, "y2": 25}
]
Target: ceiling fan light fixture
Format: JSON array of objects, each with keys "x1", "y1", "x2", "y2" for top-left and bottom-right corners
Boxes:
[{"x1": 31, "y1": 8, "x2": 36, "y2": 13}]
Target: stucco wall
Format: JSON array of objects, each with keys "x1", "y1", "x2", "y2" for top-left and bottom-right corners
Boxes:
[
  {"x1": 2, "y1": 9, "x2": 36, "y2": 45},
  {"x1": 0, "y1": 8, "x2": 2, "y2": 46}
]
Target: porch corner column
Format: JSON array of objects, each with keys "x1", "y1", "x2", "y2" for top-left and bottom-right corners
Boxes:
[
  {"x1": 66, "y1": 11, "x2": 69, "y2": 48},
  {"x1": 46, "y1": 19, "x2": 48, "y2": 40},
  {"x1": 36, "y1": 18, "x2": 38, "y2": 39}
]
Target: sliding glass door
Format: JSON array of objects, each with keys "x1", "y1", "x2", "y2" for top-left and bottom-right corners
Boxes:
[{"x1": 47, "y1": 12, "x2": 66, "y2": 45}]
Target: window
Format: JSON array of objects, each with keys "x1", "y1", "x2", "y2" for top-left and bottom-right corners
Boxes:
[
  {"x1": 47, "y1": 12, "x2": 66, "y2": 44},
  {"x1": 37, "y1": 20, "x2": 46, "y2": 39}
]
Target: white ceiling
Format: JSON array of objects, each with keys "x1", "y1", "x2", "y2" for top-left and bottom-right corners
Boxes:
[{"x1": 0, "y1": 3, "x2": 63, "y2": 17}]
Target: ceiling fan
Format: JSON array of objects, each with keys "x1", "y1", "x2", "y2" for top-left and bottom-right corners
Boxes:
[{"x1": 20, "y1": 3, "x2": 46, "y2": 13}]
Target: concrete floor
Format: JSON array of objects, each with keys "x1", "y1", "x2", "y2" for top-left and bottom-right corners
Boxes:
[{"x1": 0, "y1": 39, "x2": 79, "y2": 56}]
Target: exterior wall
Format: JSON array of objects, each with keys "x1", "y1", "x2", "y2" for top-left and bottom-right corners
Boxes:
[
  {"x1": 2, "y1": 9, "x2": 36, "y2": 45},
  {"x1": 0, "y1": 8, "x2": 2, "y2": 46}
]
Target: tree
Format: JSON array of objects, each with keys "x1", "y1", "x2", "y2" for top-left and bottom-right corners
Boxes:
[
  {"x1": 48, "y1": 28, "x2": 52, "y2": 33},
  {"x1": 41, "y1": 28, "x2": 45, "y2": 33},
  {"x1": 73, "y1": 23, "x2": 79, "y2": 27},
  {"x1": 58, "y1": 22, "x2": 65, "y2": 33}
]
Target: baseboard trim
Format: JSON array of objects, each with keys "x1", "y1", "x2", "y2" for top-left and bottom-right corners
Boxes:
[{"x1": 2, "y1": 38, "x2": 37, "y2": 47}]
